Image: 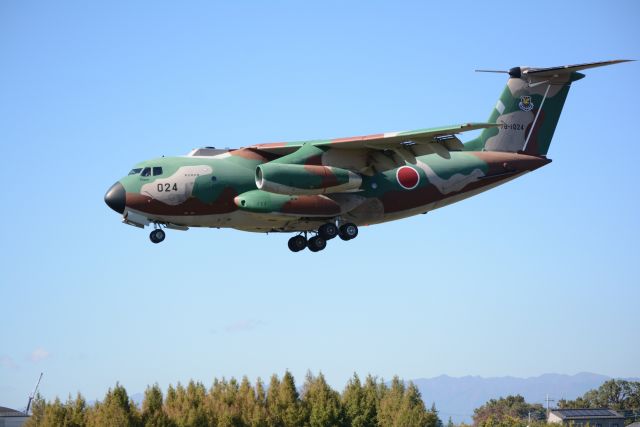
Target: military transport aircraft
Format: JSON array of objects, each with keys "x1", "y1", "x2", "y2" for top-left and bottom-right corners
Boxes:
[{"x1": 105, "y1": 60, "x2": 630, "y2": 252}]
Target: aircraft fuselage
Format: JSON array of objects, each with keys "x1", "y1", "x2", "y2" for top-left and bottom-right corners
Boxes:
[{"x1": 105, "y1": 148, "x2": 549, "y2": 234}]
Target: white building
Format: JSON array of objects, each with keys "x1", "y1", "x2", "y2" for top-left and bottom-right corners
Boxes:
[{"x1": 0, "y1": 407, "x2": 29, "y2": 427}]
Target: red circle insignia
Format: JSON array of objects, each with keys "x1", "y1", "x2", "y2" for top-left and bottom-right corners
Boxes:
[{"x1": 396, "y1": 166, "x2": 420, "y2": 190}]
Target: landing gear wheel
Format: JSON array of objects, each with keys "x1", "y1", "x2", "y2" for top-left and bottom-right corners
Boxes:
[
  {"x1": 318, "y1": 223, "x2": 338, "y2": 240},
  {"x1": 149, "y1": 229, "x2": 166, "y2": 244},
  {"x1": 307, "y1": 235, "x2": 327, "y2": 252},
  {"x1": 288, "y1": 235, "x2": 307, "y2": 252},
  {"x1": 339, "y1": 223, "x2": 358, "y2": 241}
]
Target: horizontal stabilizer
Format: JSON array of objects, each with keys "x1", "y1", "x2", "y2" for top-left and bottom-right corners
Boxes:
[{"x1": 525, "y1": 59, "x2": 633, "y2": 77}]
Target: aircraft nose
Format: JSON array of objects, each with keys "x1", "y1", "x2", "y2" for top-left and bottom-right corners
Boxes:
[{"x1": 104, "y1": 182, "x2": 126, "y2": 214}]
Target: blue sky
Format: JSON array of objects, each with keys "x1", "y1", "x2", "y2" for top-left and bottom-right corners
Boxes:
[{"x1": 1, "y1": 0, "x2": 639, "y2": 411}]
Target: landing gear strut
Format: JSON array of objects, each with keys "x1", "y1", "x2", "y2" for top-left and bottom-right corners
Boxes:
[{"x1": 149, "y1": 228, "x2": 166, "y2": 244}]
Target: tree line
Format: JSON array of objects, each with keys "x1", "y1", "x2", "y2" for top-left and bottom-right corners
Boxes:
[
  {"x1": 24, "y1": 375, "x2": 640, "y2": 427},
  {"x1": 25, "y1": 371, "x2": 442, "y2": 427},
  {"x1": 558, "y1": 379, "x2": 640, "y2": 413}
]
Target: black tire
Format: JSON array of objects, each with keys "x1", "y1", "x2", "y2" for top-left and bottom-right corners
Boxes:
[
  {"x1": 339, "y1": 223, "x2": 358, "y2": 240},
  {"x1": 318, "y1": 223, "x2": 338, "y2": 240},
  {"x1": 288, "y1": 235, "x2": 307, "y2": 252},
  {"x1": 150, "y1": 229, "x2": 165, "y2": 244},
  {"x1": 155, "y1": 229, "x2": 166, "y2": 242},
  {"x1": 307, "y1": 236, "x2": 327, "y2": 252}
]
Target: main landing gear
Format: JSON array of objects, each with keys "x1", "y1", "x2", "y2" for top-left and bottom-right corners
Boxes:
[{"x1": 287, "y1": 222, "x2": 358, "y2": 253}]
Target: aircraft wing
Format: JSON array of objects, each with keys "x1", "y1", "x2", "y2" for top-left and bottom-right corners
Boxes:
[{"x1": 249, "y1": 122, "x2": 498, "y2": 157}]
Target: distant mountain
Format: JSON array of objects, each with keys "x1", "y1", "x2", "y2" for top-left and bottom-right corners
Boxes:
[{"x1": 412, "y1": 372, "x2": 636, "y2": 424}]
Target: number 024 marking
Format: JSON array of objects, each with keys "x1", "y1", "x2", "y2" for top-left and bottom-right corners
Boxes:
[{"x1": 157, "y1": 183, "x2": 178, "y2": 192}]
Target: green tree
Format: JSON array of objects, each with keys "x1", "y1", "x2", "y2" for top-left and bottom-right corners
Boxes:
[
  {"x1": 42, "y1": 397, "x2": 69, "y2": 427},
  {"x1": 164, "y1": 381, "x2": 209, "y2": 427},
  {"x1": 395, "y1": 383, "x2": 436, "y2": 427},
  {"x1": 87, "y1": 383, "x2": 140, "y2": 427},
  {"x1": 212, "y1": 377, "x2": 245, "y2": 427},
  {"x1": 302, "y1": 371, "x2": 343, "y2": 427},
  {"x1": 558, "y1": 380, "x2": 640, "y2": 412},
  {"x1": 183, "y1": 380, "x2": 209, "y2": 426},
  {"x1": 472, "y1": 395, "x2": 544, "y2": 427},
  {"x1": 141, "y1": 384, "x2": 172, "y2": 427},
  {"x1": 250, "y1": 377, "x2": 268, "y2": 427},
  {"x1": 233, "y1": 376, "x2": 267, "y2": 427},
  {"x1": 66, "y1": 393, "x2": 88, "y2": 427},
  {"x1": 377, "y1": 377, "x2": 435, "y2": 427},
  {"x1": 429, "y1": 402, "x2": 444, "y2": 427},
  {"x1": 265, "y1": 371, "x2": 306, "y2": 427},
  {"x1": 265, "y1": 374, "x2": 282, "y2": 427},
  {"x1": 342, "y1": 374, "x2": 378, "y2": 427},
  {"x1": 378, "y1": 376, "x2": 404, "y2": 427}
]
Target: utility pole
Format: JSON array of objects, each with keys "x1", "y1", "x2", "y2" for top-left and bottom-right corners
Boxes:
[{"x1": 545, "y1": 394, "x2": 556, "y2": 419}]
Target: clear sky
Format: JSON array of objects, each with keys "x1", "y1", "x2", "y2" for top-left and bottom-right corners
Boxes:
[{"x1": 1, "y1": 0, "x2": 639, "y2": 411}]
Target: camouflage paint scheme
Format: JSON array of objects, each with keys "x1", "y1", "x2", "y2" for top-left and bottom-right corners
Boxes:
[{"x1": 105, "y1": 60, "x2": 631, "y2": 242}]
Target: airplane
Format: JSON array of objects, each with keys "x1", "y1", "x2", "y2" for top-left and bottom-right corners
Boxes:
[{"x1": 105, "y1": 60, "x2": 631, "y2": 252}]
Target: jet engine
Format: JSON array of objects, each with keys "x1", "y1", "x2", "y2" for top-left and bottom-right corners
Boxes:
[{"x1": 256, "y1": 163, "x2": 362, "y2": 195}]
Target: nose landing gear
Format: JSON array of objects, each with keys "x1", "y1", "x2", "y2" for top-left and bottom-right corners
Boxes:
[
  {"x1": 149, "y1": 227, "x2": 166, "y2": 244},
  {"x1": 287, "y1": 222, "x2": 358, "y2": 253}
]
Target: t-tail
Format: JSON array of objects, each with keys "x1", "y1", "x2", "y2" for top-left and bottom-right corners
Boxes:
[{"x1": 465, "y1": 60, "x2": 632, "y2": 156}]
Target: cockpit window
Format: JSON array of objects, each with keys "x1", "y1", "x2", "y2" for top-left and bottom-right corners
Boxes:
[
  {"x1": 153, "y1": 167, "x2": 163, "y2": 176},
  {"x1": 141, "y1": 167, "x2": 151, "y2": 177},
  {"x1": 128, "y1": 168, "x2": 142, "y2": 175}
]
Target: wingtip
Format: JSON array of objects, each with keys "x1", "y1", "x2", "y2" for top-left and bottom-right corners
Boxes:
[{"x1": 606, "y1": 59, "x2": 635, "y2": 64}]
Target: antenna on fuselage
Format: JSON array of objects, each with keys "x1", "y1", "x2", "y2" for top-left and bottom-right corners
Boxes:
[{"x1": 25, "y1": 372, "x2": 43, "y2": 415}]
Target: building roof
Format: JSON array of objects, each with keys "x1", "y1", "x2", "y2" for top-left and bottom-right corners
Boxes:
[
  {"x1": 0, "y1": 406, "x2": 28, "y2": 417},
  {"x1": 550, "y1": 409, "x2": 623, "y2": 420}
]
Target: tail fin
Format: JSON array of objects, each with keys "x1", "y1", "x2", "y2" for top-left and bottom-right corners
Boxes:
[{"x1": 465, "y1": 60, "x2": 632, "y2": 156}]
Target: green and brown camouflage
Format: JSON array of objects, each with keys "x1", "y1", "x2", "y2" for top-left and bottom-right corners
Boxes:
[{"x1": 104, "y1": 60, "x2": 632, "y2": 251}]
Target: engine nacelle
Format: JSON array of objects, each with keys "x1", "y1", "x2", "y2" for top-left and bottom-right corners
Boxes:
[
  {"x1": 256, "y1": 163, "x2": 362, "y2": 195},
  {"x1": 234, "y1": 190, "x2": 342, "y2": 217}
]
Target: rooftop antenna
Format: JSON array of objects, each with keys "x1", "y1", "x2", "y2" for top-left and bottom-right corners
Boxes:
[{"x1": 25, "y1": 372, "x2": 43, "y2": 415}]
